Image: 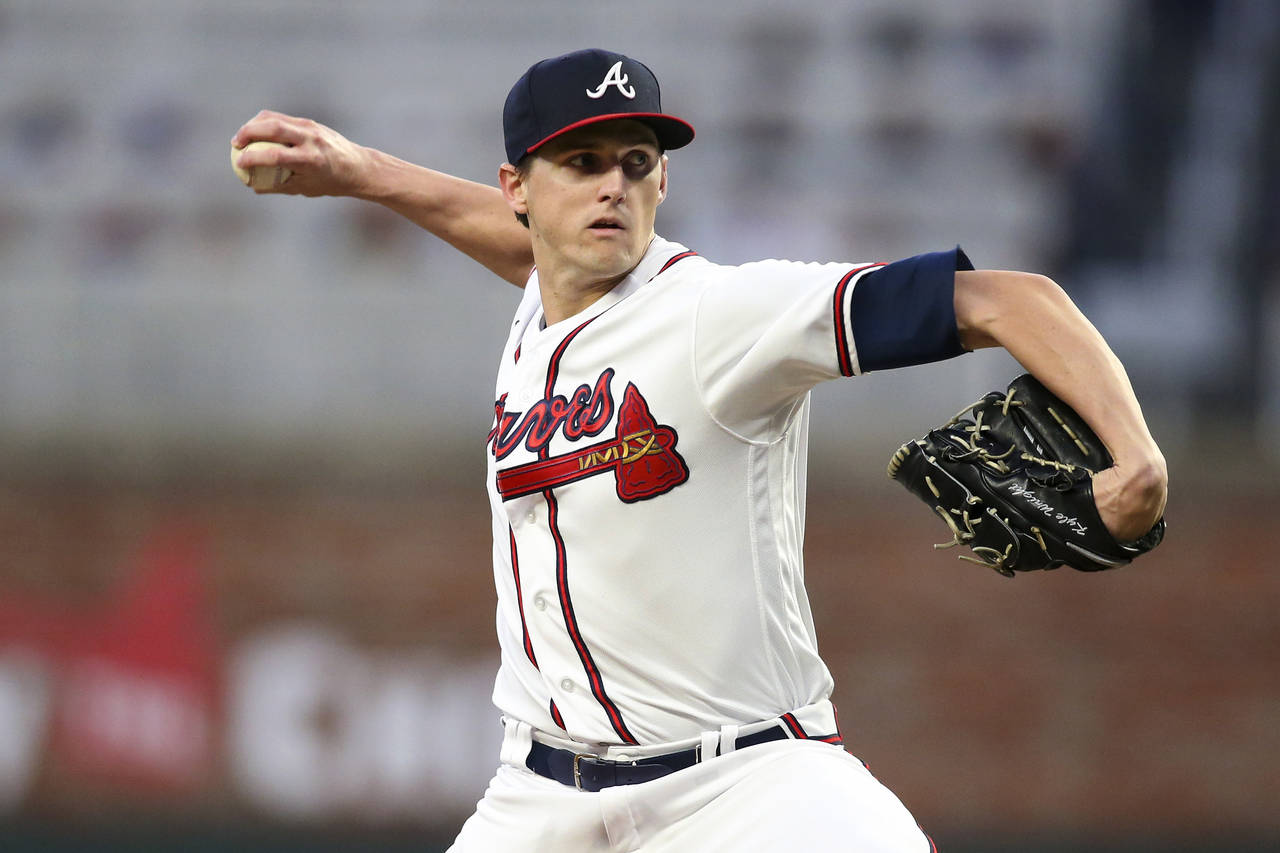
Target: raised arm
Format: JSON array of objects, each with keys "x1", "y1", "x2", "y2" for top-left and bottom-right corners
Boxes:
[
  {"x1": 232, "y1": 110, "x2": 534, "y2": 286},
  {"x1": 954, "y1": 270, "x2": 1168, "y2": 541}
]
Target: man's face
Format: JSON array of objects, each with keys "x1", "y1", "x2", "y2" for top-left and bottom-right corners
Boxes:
[{"x1": 509, "y1": 119, "x2": 668, "y2": 287}]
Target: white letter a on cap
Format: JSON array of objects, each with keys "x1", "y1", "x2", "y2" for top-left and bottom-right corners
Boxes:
[{"x1": 586, "y1": 61, "x2": 636, "y2": 99}]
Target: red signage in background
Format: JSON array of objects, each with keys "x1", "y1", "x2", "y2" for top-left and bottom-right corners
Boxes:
[{"x1": 0, "y1": 525, "x2": 219, "y2": 804}]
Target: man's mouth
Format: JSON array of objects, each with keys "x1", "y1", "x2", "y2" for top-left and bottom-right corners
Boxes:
[{"x1": 589, "y1": 218, "x2": 624, "y2": 231}]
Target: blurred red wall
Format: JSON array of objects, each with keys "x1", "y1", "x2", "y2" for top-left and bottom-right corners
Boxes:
[{"x1": 0, "y1": 478, "x2": 1274, "y2": 843}]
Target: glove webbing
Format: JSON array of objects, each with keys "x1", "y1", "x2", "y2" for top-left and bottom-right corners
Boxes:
[{"x1": 886, "y1": 385, "x2": 1092, "y2": 576}]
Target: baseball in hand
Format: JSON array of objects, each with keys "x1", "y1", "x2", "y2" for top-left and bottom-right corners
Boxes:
[{"x1": 230, "y1": 140, "x2": 292, "y2": 190}]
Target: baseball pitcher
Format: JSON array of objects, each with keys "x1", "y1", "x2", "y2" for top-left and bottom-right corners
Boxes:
[{"x1": 232, "y1": 48, "x2": 1167, "y2": 852}]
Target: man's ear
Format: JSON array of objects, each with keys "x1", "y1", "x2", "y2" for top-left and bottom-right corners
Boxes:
[
  {"x1": 657, "y1": 154, "x2": 669, "y2": 203},
  {"x1": 498, "y1": 163, "x2": 529, "y2": 216}
]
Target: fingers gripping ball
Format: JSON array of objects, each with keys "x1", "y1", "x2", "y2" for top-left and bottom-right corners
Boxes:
[
  {"x1": 887, "y1": 374, "x2": 1166, "y2": 576},
  {"x1": 230, "y1": 140, "x2": 292, "y2": 190}
]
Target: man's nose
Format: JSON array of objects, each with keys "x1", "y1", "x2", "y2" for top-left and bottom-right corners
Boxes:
[{"x1": 597, "y1": 163, "x2": 628, "y2": 201}]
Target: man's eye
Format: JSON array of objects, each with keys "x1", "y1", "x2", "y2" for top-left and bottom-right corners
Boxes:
[
  {"x1": 569, "y1": 154, "x2": 597, "y2": 169},
  {"x1": 622, "y1": 151, "x2": 655, "y2": 179}
]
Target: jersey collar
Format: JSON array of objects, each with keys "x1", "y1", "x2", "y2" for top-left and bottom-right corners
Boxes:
[
  {"x1": 628, "y1": 235, "x2": 692, "y2": 284},
  {"x1": 527, "y1": 235, "x2": 692, "y2": 334}
]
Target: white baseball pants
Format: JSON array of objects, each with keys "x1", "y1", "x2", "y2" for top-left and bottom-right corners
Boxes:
[{"x1": 447, "y1": 719, "x2": 934, "y2": 852}]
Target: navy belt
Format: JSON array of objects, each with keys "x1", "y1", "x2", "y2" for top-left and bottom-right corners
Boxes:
[{"x1": 526, "y1": 725, "x2": 791, "y2": 792}]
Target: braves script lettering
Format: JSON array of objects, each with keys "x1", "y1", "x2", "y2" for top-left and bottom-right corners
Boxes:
[
  {"x1": 1005, "y1": 483, "x2": 1088, "y2": 536},
  {"x1": 492, "y1": 378, "x2": 689, "y2": 503},
  {"x1": 488, "y1": 369, "x2": 615, "y2": 460}
]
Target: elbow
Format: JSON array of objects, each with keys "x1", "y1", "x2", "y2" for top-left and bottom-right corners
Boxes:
[{"x1": 954, "y1": 270, "x2": 1063, "y2": 351}]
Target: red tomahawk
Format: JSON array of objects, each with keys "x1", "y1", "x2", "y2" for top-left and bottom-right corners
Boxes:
[{"x1": 496, "y1": 382, "x2": 689, "y2": 503}]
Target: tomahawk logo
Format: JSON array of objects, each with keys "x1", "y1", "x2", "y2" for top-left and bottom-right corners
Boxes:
[
  {"x1": 493, "y1": 377, "x2": 688, "y2": 503},
  {"x1": 586, "y1": 61, "x2": 636, "y2": 99}
]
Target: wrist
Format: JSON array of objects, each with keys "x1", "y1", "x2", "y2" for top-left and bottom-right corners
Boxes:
[
  {"x1": 1118, "y1": 448, "x2": 1167, "y2": 493},
  {"x1": 349, "y1": 146, "x2": 397, "y2": 202},
  {"x1": 1107, "y1": 450, "x2": 1168, "y2": 534}
]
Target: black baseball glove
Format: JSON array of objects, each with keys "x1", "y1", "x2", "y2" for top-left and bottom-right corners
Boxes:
[{"x1": 887, "y1": 374, "x2": 1165, "y2": 576}]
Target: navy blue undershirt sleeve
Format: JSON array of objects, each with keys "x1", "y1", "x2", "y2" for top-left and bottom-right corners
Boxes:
[{"x1": 847, "y1": 246, "x2": 974, "y2": 372}]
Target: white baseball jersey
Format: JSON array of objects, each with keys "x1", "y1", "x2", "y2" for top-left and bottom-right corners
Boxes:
[{"x1": 484, "y1": 235, "x2": 969, "y2": 749}]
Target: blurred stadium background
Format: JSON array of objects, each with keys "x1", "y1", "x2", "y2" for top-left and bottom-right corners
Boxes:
[{"x1": 1, "y1": 0, "x2": 1277, "y2": 850}]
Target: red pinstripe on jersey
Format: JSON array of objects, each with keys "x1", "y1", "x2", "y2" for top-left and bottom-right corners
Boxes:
[
  {"x1": 511, "y1": 526, "x2": 569, "y2": 734},
  {"x1": 508, "y1": 526, "x2": 537, "y2": 666},
  {"x1": 832, "y1": 263, "x2": 885, "y2": 377},
  {"x1": 540, "y1": 313, "x2": 640, "y2": 746},
  {"x1": 545, "y1": 489, "x2": 639, "y2": 744}
]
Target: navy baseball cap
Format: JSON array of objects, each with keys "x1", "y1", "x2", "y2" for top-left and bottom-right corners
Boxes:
[{"x1": 503, "y1": 48, "x2": 695, "y2": 165}]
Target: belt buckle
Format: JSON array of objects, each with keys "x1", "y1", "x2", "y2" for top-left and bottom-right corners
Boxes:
[{"x1": 572, "y1": 753, "x2": 587, "y2": 791}]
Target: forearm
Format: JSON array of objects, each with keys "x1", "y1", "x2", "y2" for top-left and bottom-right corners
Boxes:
[
  {"x1": 354, "y1": 149, "x2": 534, "y2": 286},
  {"x1": 233, "y1": 110, "x2": 534, "y2": 286},
  {"x1": 955, "y1": 270, "x2": 1168, "y2": 536}
]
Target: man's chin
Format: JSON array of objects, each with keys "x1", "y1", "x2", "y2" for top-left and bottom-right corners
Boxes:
[{"x1": 582, "y1": 249, "x2": 639, "y2": 279}]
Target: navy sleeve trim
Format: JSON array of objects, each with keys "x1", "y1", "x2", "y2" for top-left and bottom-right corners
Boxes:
[{"x1": 846, "y1": 246, "x2": 973, "y2": 373}]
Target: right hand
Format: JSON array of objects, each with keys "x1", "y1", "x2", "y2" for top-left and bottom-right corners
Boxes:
[{"x1": 231, "y1": 110, "x2": 375, "y2": 198}]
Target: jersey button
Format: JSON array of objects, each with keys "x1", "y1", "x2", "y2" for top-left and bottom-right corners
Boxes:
[
  {"x1": 533, "y1": 595, "x2": 548, "y2": 611},
  {"x1": 560, "y1": 678, "x2": 574, "y2": 693},
  {"x1": 526, "y1": 510, "x2": 537, "y2": 525}
]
